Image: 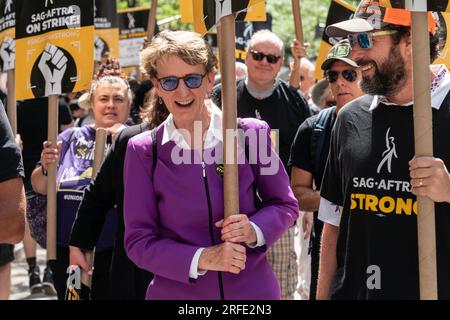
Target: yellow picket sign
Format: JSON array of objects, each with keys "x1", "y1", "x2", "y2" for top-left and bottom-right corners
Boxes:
[
  {"x1": 15, "y1": 1, "x2": 94, "y2": 100},
  {"x1": 192, "y1": 0, "x2": 266, "y2": 35},
  {"x1": 314, "y1": 0, "x2": 355, "y2": 80}
]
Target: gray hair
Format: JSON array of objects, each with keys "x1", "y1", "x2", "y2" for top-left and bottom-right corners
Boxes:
[
  {"x1": 247, "y1": 30, "x2": 285, "y2": 56},
  {"x1": 141, "y1": 30, "x2": 217, "y2": 79}
]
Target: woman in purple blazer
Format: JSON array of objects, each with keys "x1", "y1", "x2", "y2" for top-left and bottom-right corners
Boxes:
[{"x1": 123, "y1": 30, "x2": 299, "y2": 300}]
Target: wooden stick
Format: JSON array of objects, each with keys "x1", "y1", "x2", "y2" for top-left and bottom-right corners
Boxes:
[
  {"x1": 147, "y1": 0, "x2": 158, "y2": 41},
  {"x1": 6, "y1": 69, "x2": 16, "y2": 135},
  {"x1": 92, "y1": 128, "x2": 107, "y2": 178},
  {"x1": 411, "y1": 11, "x2": 437, "y2": 300},
  {"x1": 291, "y1": 0, "x2": 304, "y2": 45},
  {"x1": 218, "y1": 15, "x2": 239, "y2": 219},
  {"x1": 80, "y1": 128, "x2": 107, "y2": 288},
  {"x1": 46, "y1": 95, "x2": 59, "y2": 261}
]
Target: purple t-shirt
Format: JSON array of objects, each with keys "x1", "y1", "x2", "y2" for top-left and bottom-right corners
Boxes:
[{"x1": 56, "y1": 125, "x2": 117, "y2": 251}]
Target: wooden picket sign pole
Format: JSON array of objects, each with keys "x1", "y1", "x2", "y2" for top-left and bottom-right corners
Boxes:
[
  {"x1": 80, "y1": 128, "x2": 108, "y2": 289},
  {"x1": 291, "y1": 0, "x2": 304, "y2": 45},
  {"x1": 6, "y1": 69, "x2": 16, "y2": 135},
  {"x1": 218, "y1": 15, "x2": 239, "y2": 219},
  {"x1": 147, "y1": 0, "x2": 158, "y2": 41},
  {"x1": 46, "y1": 95, "x2": 59, "y2": 262},
  {"x1": 136, "y1": 0, "x2": 158, "y2": 80},
  {"x1": 289, "y1": 0, "x2": 304, "y2": 89},
  {"x1": 411, "y1": 9, "x2": 438, "y2": 300}
]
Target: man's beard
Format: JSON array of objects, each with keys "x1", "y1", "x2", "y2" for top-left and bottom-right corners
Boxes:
[{"x1": 360, "y1": 45, "x2": 407, "y2": 97}]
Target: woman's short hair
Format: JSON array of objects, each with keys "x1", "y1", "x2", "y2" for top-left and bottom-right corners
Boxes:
[
  {"x1": 140, "y1": 30, "x2": 217, "y2": 79},
  {"x1": 89, "y1": 76, "x2": 133, "y2": 104}
]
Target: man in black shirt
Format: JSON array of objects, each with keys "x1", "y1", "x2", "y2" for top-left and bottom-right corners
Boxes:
[
  {"x1": 317, "y1": 1, "x2": 450, "y2": 299},
  {"x1": 290, "y1": 39, "x2": 363, "y2": 299},
  {"x1": 213, "y1": 30, "x2": 310, "y2": 299},
  {"x1": 0, "y1": 102, "x2": 25, "y2": 244}
]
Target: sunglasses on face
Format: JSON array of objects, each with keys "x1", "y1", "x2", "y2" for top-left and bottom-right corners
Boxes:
[
  {"x1": 325, "y1": 69, "x2": 358, "y2": 83},
  {"x1": 249, "y1": 50, "x2": 282, "y2": 64},
  {"x1": 347, "y1": 30, "x2": 398, "y2": 49},
  {"x1": 157, "y1": 73, "x2": 207, "y2": 91}
]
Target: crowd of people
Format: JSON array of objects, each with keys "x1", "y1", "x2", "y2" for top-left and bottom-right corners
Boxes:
[{"x1": 1, "y1": 0, "x2": 450, "y2": 300}]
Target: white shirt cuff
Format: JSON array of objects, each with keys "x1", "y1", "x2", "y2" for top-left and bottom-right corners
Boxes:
[
  {"x1": 318, "y1": 197, "x2": 341, "y2": 227},
  {"x1": 189, "y1": 248, "x2": 207, "y2": 279},
  {"x1": 247, "y1": 222, "x2": 266, "y2": 248}
]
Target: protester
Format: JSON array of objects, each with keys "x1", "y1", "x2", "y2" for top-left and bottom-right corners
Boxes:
[
  {"x1": 290, "y1": 39, "x2": 363, "y2": 300},
  {"x1": 30, "y1": 76, "x2": 132, "y2": 299},
  {"x1": 0, "y1": 103, "x2": 26, "y2": 299},
  {"x1": 213, "y1": 29, "x2": 310, "y2": 299},
  {"x1": 0, "y1": 103, "x2": 25, "y2": 244},
  {"x1": 316, "y1": 1, "x2": 450, "y2": 299},
  {"x1": 69, "y1": 88, "x2": 168, "y2": 300},
  {"x1": 123, "y1": 30, "x2": 298, "y2": 300},
  {"x1": 17, "y1": 96, "x2": 73, "y2": 295}
]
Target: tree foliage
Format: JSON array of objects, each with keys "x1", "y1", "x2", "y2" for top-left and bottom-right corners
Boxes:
[{"x1": 116, "y1": 0, "x2": 362, "y2": 62}]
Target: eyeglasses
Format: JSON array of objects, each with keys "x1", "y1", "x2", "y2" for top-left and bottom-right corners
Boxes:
[
  {"x1": 347, "y1": 30, "x2": 398, "y2": 49},
  {"x1": 157, "y1": 73, "x2": 207, "y2": 91},
  {"x1": 325, "y1": 69, "x2": 358, "y2": 83},
  {"x1": 249, "y1": 50, "x2": 282, "y2": 64}
]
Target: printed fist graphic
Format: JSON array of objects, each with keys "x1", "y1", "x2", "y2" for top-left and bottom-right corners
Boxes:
[
  {"x1": 0, "y1": 36, "x2": 15, "y2": 71},
  {"x1": 38, "y1": 44, "x2": 68, "y2": 96}
]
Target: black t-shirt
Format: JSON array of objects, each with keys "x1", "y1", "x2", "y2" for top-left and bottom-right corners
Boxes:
[
  {"x1": 17, "y1": 97, "x2": 72, "y2": 179},
  {"x1": 289, "y1": 108, "x2": 336, "y2": 188},
  {"x1": 0, "y1": 103, "x2": 24, "y2": 182},
  {"x1": 320, "y1": 94, "x2": 450, "y2": 299},
  {"x1": 212, "y1": 79, "x2": 310, "y2": 172}
]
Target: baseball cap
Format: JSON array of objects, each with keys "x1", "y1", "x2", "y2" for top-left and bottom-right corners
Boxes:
[
  {"x1": 321, "y1": 40, "x2": 358, "y2": 71},
  {"x1": 326, "y1": 0, "x2": 436, "y2": 37}
]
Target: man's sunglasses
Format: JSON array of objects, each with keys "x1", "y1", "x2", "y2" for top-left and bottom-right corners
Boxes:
[
  {"x1": 157, "y1": 73, "x2": 207, "y2": 91},
  {"x1": 325, "y1": 69, "x2": 358, "y2": 83},
  {"x1": 249, "y1": 50, "x2": 281, "y2": 64},
  {"x1": 347, "y1": 30, "x2": 397, "y2": 49}
]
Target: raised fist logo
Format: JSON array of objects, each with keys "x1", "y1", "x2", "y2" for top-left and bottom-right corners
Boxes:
[
  {"x1": 94, "y1": 35, "x2": 106, "y2": 61},
  {"x1": 38, "y1": 44, "x2": 68, "y2": 96},
  {"x1": 0, "y1": 36, "x2": 15, "y2": 71}
]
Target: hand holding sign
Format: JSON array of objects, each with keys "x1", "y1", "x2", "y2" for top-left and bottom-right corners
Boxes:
[
  {"x1": 0, "y1": 36, "x2": 15, "y2": 71},
  {"x1": 38, "y1": 43, "x2": 68, "y2": 96}
]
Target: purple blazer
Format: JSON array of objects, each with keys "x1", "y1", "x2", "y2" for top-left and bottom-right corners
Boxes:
[{"x1": 123, "y1": 118, "x2": 299, "y2": 300}]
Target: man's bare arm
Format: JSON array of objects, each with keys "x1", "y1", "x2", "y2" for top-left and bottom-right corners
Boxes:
[
  {"x1": 0, "y1": 177, "x2": 25, "y2": 244},
  {"x1": 291, "y1": 167, "x2": 320, "y2": 212}
]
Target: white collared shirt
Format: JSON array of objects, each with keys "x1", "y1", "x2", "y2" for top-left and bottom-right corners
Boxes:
[{"x1": 161, "y1": 101, "x2": 223, "y2": 150}]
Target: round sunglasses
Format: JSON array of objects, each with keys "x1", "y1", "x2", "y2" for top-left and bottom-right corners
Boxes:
[
  {"x1": 325, "y1": 69, "x2": 358, "y2": 83},
  {"x1": 157, "y1": 73, "x2": 207, "y2": 91},
  {"x1": 249, "y1": 50, "x2": 281, "y2": 64}
]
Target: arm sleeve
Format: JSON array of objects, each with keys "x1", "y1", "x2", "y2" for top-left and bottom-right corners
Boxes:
[
  {"x1": 0, "y1": 104, "x2": 24, "y2": 182},
  {"x1": 69, "y1": 135, "x2": 119, "y2": 249},
  {"x1": 320, "y1": 112, "x2": 344, "y2": 206},
  {"x1": 318, "y1": 197, "x2": 341, "y2": 227},
  {"x1": 243, "y1": 120, "x2": 299, "y2": 249},
  {"x1": 123, "y1": 134, "x2": 200, "y2": 284}
]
